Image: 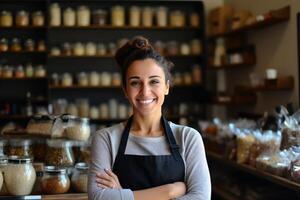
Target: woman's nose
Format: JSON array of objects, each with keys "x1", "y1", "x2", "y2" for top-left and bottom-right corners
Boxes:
[{"x1": 141, "y1": 84, "x2": 151, "y2": 95}]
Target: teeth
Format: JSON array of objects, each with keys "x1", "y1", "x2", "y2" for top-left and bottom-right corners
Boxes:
[{"x1": 139, "y1": 99, "x2": 154, "y2": 104}]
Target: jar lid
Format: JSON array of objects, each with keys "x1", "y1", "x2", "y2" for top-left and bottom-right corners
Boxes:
[
  {"x1": 32, "y1": 10, "x2": 43, "y2": 15},
  {"x1": 46, "y1": 139, "x2": 73, "y2": 147},
  {"x1": 75, "y1": 162, "x2": 89, "y2": 170},
  {"x1": 9, "y1": 138, "x2": 32, "y2": 146},
  {"x1": 1, "y1": 10, "x2": 11, "y2": 15},
  {"x1": 44, "y1": 165, "x2": 67, "y2": 174},
  {"x1": 8, "y1": 155, "x2": 33, "y2": 164},
  {"x1": 17, "y1": 10, "x2": 29, "y2": 15},
  {"x1": 93, "y1": 9, "x2": 107, "y2": 14},
  {"x1": 0, "y1": 156, "x2": 8, "y2": 165}
]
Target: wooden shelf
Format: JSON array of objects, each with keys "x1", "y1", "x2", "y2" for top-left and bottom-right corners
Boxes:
[
  {"x1": 207, "y1": 150, "x2": 300, "y2": 192},
  {"x1": 0, "y1": 26, "x2": 47, "y2": 29},
  {"x1": 209, "y1": 6, "x2": 290, "y2": 39},
  {"x1": 48, "y1": 25, "x2": 201, "y2": 30},
  {"x1": 207, "y1": 61, "x2": 255, "y2": 70},
  {"x1": 0, "y1": 77, "x2": 47, "y2": 81},
  {"x1": 48, "y1": 54, "x2": 203, "y2": 59},
  {"x1": 48, "y1": 85, "x2": 121, "y2": 89},
  {"x1": 0, "y1": 51, "x2": 47, "y2": 54}
]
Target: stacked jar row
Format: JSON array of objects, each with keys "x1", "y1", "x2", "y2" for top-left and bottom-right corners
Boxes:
[
  {"x1": 49, "y1": 3, "x2": 200, "y2": 27},
  {"x1": 0, "y1": 64, "x2": 46, "y2": 78},
  {"x1": 52, "y1": 98, "x2": 131, "y2": 120},
  {"x1": 0, "y1": 10, "x2": 45, "y2": 27},
  {"x1": 50, "y1": 71, "x2": 121, "y2": 87},
  {"x1": 0, "y1": 38, "x2": 46, "y2": 52},
  {"x1": 173, "y1": 64, "x2": 202, "y2": 86}
]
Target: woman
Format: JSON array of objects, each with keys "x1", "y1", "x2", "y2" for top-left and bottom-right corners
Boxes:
[{"x1": 88, "y1": 36, "x2": 211, "y2": 200}]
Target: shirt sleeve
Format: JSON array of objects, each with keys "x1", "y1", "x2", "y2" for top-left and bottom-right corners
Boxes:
[
  {"x1": 88, "y1": 129, "x2": 134, "y2": 200},
  {"x1": 176, "y1": 128, "x2": 211, "y2": 200}
]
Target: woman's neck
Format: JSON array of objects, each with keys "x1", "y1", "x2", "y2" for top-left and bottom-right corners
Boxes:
[{"x1": 131, "y1": 112, "x2": 164, "y2": 137}]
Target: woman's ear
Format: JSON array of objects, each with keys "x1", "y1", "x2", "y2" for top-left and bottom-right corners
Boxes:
[
  {"x1": 165, "y1": 80, "x2": 170, "y2": 95},
  {"x1": 122, "y1": 85, "x2": 128, "y2": 98}
]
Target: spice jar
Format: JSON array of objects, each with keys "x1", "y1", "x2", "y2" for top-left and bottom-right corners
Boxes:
[
  {"x1": 180, "y1": 43, "x2": 190, "y2": 55},
  {"x1": 190, "y1": 12, "x2": 200, "y2": 27},
  {"x1": 154, "y1": 41, "x2": 165, "y2": 55},
  {"x1": 32, "y1": 11, "x2": 45, "y2": 26},
  {"x1": 63, "y1": 7, "x2": 76, "y2": 26},
  {"x1": 67, "y1": 103, "x2": 78, "y2": 116},
  {"x1": 49, "y1": 3, "x2": 61, "y2": 26},
  {"x1": 77, "y1": 143, "x2": 90, "y2": 163},
  {"x1": 71, "y1": 162, "x2": 88, "y2": 193},
  {"x1": 45, "y1": 140, "x2": 74, "y2": 167},
  {"x1": 92, "y1": 9, "x2": 107, "y2": 26},
  {"x1": 0, "y1": 11, "x2": 13, "y2": 27},
  {"x1": 97, "y1": 43, "x2": 107, "y2": 55},
  {"x1": 99, "y1": 103, "x2": 109, "y2": 119},
  {"x1": 0, "y1": 38, "x2": 8, "y2": 52},
  {"x1": 51, "y1": 47, "x2": 61, "y2": 56},
  {"x1": 16, "y1": 10, "x2": 29, "y2": 26},
  {"x1": 25, "y1": 63, "x2": 34, "y2": 77},
  {"x1": 170, "y1": 10, "x2": 185, "y2": 27},
  {"x1": 85, "y1": 42, "x2": 97, "y2": 56},
  {"x1": 192, "y1": 64, "x2": 202, "y2": 84},
  {"x1": 101, "y1": 71, "x2": 111, "y2": 86},
  {"x1": 76, "y1": 98, "x2": 89, "y2": 118},
  {"x1": 37, "y1": 40, "x2": 46, "y2": 51},
  {"x1": 4, "y1": 156, "x2": 36, "y2": 195},
  {"x1": 73, "y1": 42, "x2": 85, "y2": 56},
  {"x1": 111, "y1": 6, "x2": 125, "y2": 26},
  {"x1": 77, "y1": 6, "x2": 90, "y2": 26},
  {"x1": 62, "y1": 42, "x2": 72, "y2": 55},
  {"x1": 31, "y1": 163, "x2": 44, "y2": 194},
  {"x1": 15, "y1": 65, "x2": 25, "y2": 78},
  {"x1": 142, "y1": 7, "x2": 154, "y2": 27},
  {"x1": 112, "y1": 73, "x2": 121, "y2": 86},
  {"x1": 89, "y1": 106, "x2": 99, "y2": 119},
  {"x1": 129, "y1": 6, "x2": 141, "y2": 27},
  {"x1": 34, "y1": 65, "x2": 46, "y2": 77},
  {"x1": 65, "y1": 116, "x2": 91, "y2": 141},
  {"x1": 7, "y1": 139, "x2": 33, "y2": 157},
  {"x1": 108, "y1": 42, "x2": 117, "y2": 55},
  {"x1": 190, "y1": 39, "x2": 202, "y2": 55},
  {"x1": 24, "y1": 39, "x2": 35, "y2": 52},
  {"x1": 2, "y1": 66, "x2": 13, "y2": 78},
  {"x1": 89, "y1": 71, "x2": 100, "y2": 86},
  {"x1": 61, "y1": 73, "x2": 73, "y2": 86},
  {"x1": 156, "y1": 7, "x2": 168, "y2": 27},
  {"x1": 41, "y1": 166, "x2": 70, "y2": 194},
  {"x1": 166, "y1": 41, "x2": 179, "y2": 55},
  {"x1": 77, "y1": 72, "x2": 88, "y2": 86},
  {"x1": 11, "y1": 38, "x2": 22, "y2": 52}
]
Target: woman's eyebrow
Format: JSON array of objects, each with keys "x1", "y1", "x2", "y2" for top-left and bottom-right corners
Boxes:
[
  {"x1": 149, "y1": 75, "x2": 162, "y2": 79},
  {"x1": 129, "y1": 76, "x2": 140, "y2": 80}
]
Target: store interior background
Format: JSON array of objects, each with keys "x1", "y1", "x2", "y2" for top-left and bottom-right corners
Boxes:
[{"x1": 204, "y1": 0, "x2": 299, "y2": 120}]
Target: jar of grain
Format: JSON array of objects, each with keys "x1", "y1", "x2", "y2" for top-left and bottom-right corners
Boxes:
[
  {"x1": 142, "y1": 7, "x2": 153, "y2": 27},
  {"x1": 189, "y1": 12, "x2": 200, "y2": 27},
  {"x1": 89, "y1": 71, "x2": 100, "y2": 86},
  {"x1": 63, "y1": 7, "x2": 75, "y2": 26},
  {"x1": 76, "y1": 98, "x2": 89, "y2": 118},
  {"x1": 49, "y1": 3, "x2": 61, "y2": 26},
  {"x1": 0, "y1": 156, "x2": 7, "y2": 194},
  {"x1": 34, "y1": 65, "x2": 46, "y2": 77},
  {"x1": 45, "y1": 139, "x2": 74, "y2": 167},
  {"x1": 0, "y1": 11, "x2": 13, "y2": 27},
  {"x1": 4, "y1": 156, "x2": 36, "y2": 195},
  {"x1": 85, "y1": 42, "x2": 97, "y2": 56},
  {"x1": 73, "y1": 42, "x2": 85, "y2": 56},
  {"x1": 170, "y1": 10, "x2": 185, "y2": 27},
  {"x1": 24, "y1": 39, "x2": 35, "y2": 52},
  {"x1": 11, "y1": 38, "x2": 22, "y2": 52},
  {"x1": 92, "y1": 9, "x2": 107, "y2": 26},
  {"x1": 16, "y1": 10, "x2": 29, "y2": 26},
  {"x1": 77, "y1": 72, "x2": 88, "y2": 86},
  {"x1": 156, "y1": 7, "x2": 168, "y2": 27},
  {"x1": 41, "y1": 166, "x2": 70, "y2": 194},
  {"x1": 71, "y1": 162, "x2": 88, "y2": 192},
  {"x1": 0, "y1": 38, "x2": 8, "y2": 52},
  {"x1": 61, "y1": 73, "x2": 73, "y2": 86},
  {"x1": 77, "y1": 6, "x2": 90, "y2": 26},
  {"x1": 129, "y1": 6, "x2": 141, "y2": 27},
  {"x1": 111, "y1": 6, "x2": 125, "y2": 26},
  {"x1": 7, "y1": 139, "x2": 33, "y2": 157},
  {"x1": 65, "y1": 116, "x2": 90, "y2": 141},
  {"x1": 32, "y1": 11, "x2": 45, "y2": 26}
]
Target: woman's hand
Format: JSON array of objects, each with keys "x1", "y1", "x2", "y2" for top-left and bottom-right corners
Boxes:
[
  {"x1": 96, "y1": 169, "x2": 122, "y2": 189},
  {"x1": 169, "y1": 182, "x2": 186, "y2": 199}
]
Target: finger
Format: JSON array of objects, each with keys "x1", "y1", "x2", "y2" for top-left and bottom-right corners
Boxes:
[
  {"x1": 104, "y1": 169, "x2": 118, "y2": 180},
  {"x1": 97, "y1": 183, "x2": 108, "y2": 189},
  {"x1": 97, "y1": 178, "x2": 115, "y2": 188},
  {"x1": 96, "y1": 172, "x2": 112, "y2": 181}
]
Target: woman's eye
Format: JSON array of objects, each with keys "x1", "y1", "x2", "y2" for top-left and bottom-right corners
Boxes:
[
  {"x1": 130, "y1": 81, "x2": 140, "y2": 87},
  {"x1": 150, "y1": 80, "x2": 159, "y2": 85}
]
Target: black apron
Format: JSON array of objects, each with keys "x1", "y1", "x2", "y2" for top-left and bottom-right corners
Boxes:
[{"x1": 112, "y1": 116, "x2": 185, "y2": 190}]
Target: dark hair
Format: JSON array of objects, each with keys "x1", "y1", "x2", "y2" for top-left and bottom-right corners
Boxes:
[{"x1": 115, "y1": 36, "x2": 173, "y2": 86}]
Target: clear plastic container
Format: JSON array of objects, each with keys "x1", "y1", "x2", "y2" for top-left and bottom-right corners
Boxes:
[
  {"x1": 7, "y1": 139, "x2": 33, "y2": 157},
  {"x1": 45, "y1": 139, "x2": 74, "y2": 167},
  {"x1": 71, "y1": 162, "x2": 89, "y2": 192},
  {"x1": 65, "y1": 116, "x2": 91, "y2": 141},
  {"x1": 41, "y1": 166, "x2": 70, "y2": 194},
  {"x1": 4, "y1": 156, "x2": 36, "y2": 195}
]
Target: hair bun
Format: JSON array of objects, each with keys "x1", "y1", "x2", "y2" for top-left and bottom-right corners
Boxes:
[{"x1": 131, "y1": 36, "x2": 151, "y2": 50}]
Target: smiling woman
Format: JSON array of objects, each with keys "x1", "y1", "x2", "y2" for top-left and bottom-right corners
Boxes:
[{"x1": 88, "y1": 36, "x2": 211, "y2": 200}]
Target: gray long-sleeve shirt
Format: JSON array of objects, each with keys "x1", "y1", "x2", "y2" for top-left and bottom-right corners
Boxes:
[{"x1": 88, "y1": 121, "x2": 211, "y2": 200}]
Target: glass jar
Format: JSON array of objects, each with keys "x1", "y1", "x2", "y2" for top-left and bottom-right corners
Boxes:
[
  {"x1": 0, "y1": 140, "x2": 7, "y2": 156},
  {"x1": 92, "y1": 9, "x2": 107, "y2": 26},
  {"x1": 101, "y1": 71, "x2": 111, "y2": 86},
  {"x1": 191, "y1": 64, "x2": 202, "y2": 84},
  {"x1": 89, "y1": 71, "x2": 100, "y2": 86},
  {"x1": 99, "y1": 103, "x2": 109, "y2": 119},
  {"x1": 16, "y1": 10, "x2": 29, "y2": 26},
  {"x1": 62, "y1": 42, "x2": 72, "y2": 55},
  {"x1": 77, "y1": 6, "x2": 90, "y2": 26},
  {"x1": 112, "y1": 73, "x2": 121, "y2": 86},
  {"x1": 190, "y1": 12, "x2": 200, "y2": 27},
  {"x1": 25, "y1": 63, "x2": 34, "y2": 77},
  {"x1": 37, "y1": 40, "x2": 46, "y2": 52},
  {"x1": 7, "y1": 139, "x2": 33, "y2": 157},
  {"x1": 34, "y1": 65, "x2": 46, "y2": 77},
  {"x1": 26, "y1": 115, "x2": 55, "y2": 136},
  {"x1": 77, "y1": 72, "x2": 88, "y2": 86},
  {"x1": 142, "y1": 7, "x2": 153, "y2": 27},
  {"x1": 24, "y1": 39, "x2": 35, "y2": 52},
  {"x1": 180, "y1": 43, "x2": 190, "y2": 55},
  {"x1": 31, "y1": 162, "x2": 43, "y2": 194},
  {"x1": 45, "y1": 140, "x2": 74, "y2": 167},
  {"x1": 32, "y1": 11, "x2": 45, "y2": 26},
  {"x1": 183, "y1": 72, "x2": 192, "y2": 85},
  {"x1": 63, "y1": 7, "x2": 76, "y2": 27},
  {"x1": 109, "y1": 99, "x2": 118, "y2": 119},
  {"x1": 154, "y1": 41, "x2": 165, "y2": 55},
  {"x1": 0, "y1": 38, "x2": 8, "y2": 52},
  {"x1": 0, "y1": 156, "x2": 7, "y2": 195},
  {"x1": 76, "y1": 98, "x2": 89, "y2": 118},
  {"x1": 67, "y1": 103, "x2": 78, "y2": 116},
  {"x1": 41, "y1": 166, "x2": 70, "y2": 194},
  {"x1": 73, "y1": 42, "x2": 85, "y2": 56},
  {"x1": 33, "y1": 139, "x2": 46, "y2": 162},
  {"x1": 71, "y1": 162, "x2": 89, "y2": 193},
  {"x1": 61, "y1": 73, "x2": 73, "y2": 86},
  {"x1": 49, "y1": 3, "x2": 61, "y2": 26},
  {"x1": 11, "y1": 38, "x2": 22, "y2": 52},
  {"x1": 170, "y1": 10, "x2": 185, "y2": 27},
  {"x1": 65, "y1": 116, "x2": 90, "y2": 141},
  {"x1": 2, "y1": 66, "x2": 13, "y2": 78},
  {"x1": 108, "y1": 42, "x2": 116, "y2": 55},
  {"x1": 156, "y1": 7, "x2": 168, "y2": 27},
  {"x1": 51, "y1": 73, "x2": 59, "y2": 86},
  {"x1": 51, "y1": 47, "x2": 61, "y2": 56},
  {"x1": 118, "y1": 104, "x2": 128, "y2": 119},
  {"x1": 85, "y1": 42, "x2": 97, "y2": 56},
  {"x1": 0, "y1": 11, "x2": 13, "y2": 27},
  {"x1": 89, "y1": 106, "x2": 99, "y2": 119},
  {"x1": 15, "y1": 65, "x2": 25, "y2": 78},
  {"x1": 97, "y1": 43, "x2": 107, "y2": 55},
  {"x1": 4, "y1": 156, "x2": 36, "y2": 195},
  {"x1": 129, "y1": 6, "x2": 141, "y2": 27},
  {"x1": 166, "y1": 41, "x2": 179, "y2": 55},
  {"x1": 111, "y1": 6, "x2": 125, "y2": 26},
  {"x1": 190, "y1": 39, "x2": 202, "y2": 55}
]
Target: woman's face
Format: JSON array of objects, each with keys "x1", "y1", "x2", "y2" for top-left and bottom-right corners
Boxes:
[{"x1": 124, "y1": 58, "x2": 169, "y2": 117}]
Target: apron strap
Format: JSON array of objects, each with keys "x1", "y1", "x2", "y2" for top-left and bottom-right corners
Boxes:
[{"x1": 116, "y1": 116, "x2": 133, "y2": 155}]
